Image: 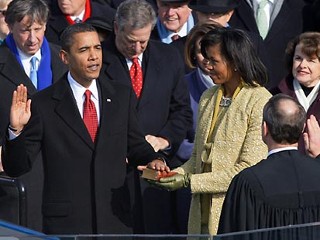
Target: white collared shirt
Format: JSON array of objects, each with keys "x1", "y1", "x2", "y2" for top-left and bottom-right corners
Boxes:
[
  {"x1": 268, "y1": 146, "x2": 298, "y2": 157},
  {"x1": 167, "y1": 23, "x2": 188, "y2": 41},
  {"x1": 70, "y1": 9, "x2": 85, "y2": 22},
  {"x1": 67, "y1": 72, "x2": 100, "y2": 124},
  {"x1": 126, "y1": 53, "x2": 143, "y2": 70},
  {"x1": 17, "y1": 48, "x2": 41, "y2": 78},
  {"x1": 8, "y1": 72, "x2": 101, "y2": 140}
]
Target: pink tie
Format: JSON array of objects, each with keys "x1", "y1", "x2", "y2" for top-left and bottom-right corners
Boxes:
[
  {"x1": 129, "y1": 58, "x2": 143, "y2": 98},
  {"x1": 83, "y1": 90, "x2": 98, "y2": 142}
]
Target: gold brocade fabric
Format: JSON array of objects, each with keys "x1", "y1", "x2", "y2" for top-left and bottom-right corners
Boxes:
[
  {"x1": 203, "y1": 83, "x2": 243, "y2": 165},
  {"x1": 173, "y1": 86, "x2": 272, "y2": 235},
  {"x1": 200, "y1": 163, "x2": 212, "y2": 233}
]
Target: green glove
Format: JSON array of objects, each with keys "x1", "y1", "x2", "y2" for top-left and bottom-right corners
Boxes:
[{"x1": 148, "y1": 173, "x2": 191, "y2": 191}]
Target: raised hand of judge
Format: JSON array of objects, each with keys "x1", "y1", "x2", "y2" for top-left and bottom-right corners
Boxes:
[
  {"x1": 304, "y1": 115, "x2": 320, "y2": 158},
  {"x1": 10, "y1": 84, "x2": 31, "y2": 134},
  {"x1": 149, "y1": 173, "x2": 191, "y2": 191}
]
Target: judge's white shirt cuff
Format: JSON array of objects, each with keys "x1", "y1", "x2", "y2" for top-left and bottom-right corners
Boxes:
[{"x1": 8, "y1": 128, "x2": 21, "y2": 140}]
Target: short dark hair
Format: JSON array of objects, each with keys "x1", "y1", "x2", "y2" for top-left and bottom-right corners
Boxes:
[
  {"x1": 263, "y1": 94, "x2": 306, "y2": 144},
  {"x1": 60, "y1": 23, "x2": 97, "y2": 52},
  {"x1": 200, "y1": 27, "x2": 267, "y2": 86},
  {"x1": 285, "y1": 31, "x2": 320, "y2": 74},
  {"x1": 5, "y1": 0, "x2": 49, "y2": 26}
]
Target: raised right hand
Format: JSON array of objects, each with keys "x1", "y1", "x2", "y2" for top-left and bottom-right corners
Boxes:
[{"x1": 10, "y1": 84, "x2": 31, "y2": 134}]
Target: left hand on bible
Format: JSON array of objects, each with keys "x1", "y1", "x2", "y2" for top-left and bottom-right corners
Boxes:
[
  {"x1": 137, "y1": 158, "x2": 170, "y2": 172},
  {"x1": 149, "y1": 173, "x2": 191, "y2": 191}
]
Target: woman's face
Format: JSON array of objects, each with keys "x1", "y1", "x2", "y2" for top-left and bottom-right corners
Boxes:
[
  {"x1": 195, "y1": 38, "x2": 210, "y2": 74},
  {"x1": 204, "y1": 44, "x2": 236, "y2": 85},
  {"x1": 292, "y1": 43, "x2": 320, "y2": 87}
]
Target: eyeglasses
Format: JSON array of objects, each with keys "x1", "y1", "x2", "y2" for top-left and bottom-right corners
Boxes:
[{"x1": 0, "y1": 10, "x2": 6, "y2": 16}]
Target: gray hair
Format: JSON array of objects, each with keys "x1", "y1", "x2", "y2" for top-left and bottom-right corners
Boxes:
[
  {"x1": 5, "y1": 0, "x2": 49, "y2": 26},
  {"x1": 115, "y1": 0, "x2": 156, "y2": 31}
]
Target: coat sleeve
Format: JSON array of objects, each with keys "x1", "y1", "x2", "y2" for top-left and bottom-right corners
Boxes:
[{"x1": 2, "y1": 100, "x2": 43, "y2": 177}]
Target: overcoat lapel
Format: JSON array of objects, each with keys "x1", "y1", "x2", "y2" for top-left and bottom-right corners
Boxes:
[
  {"x1": 52, "y1": 78, "x2": 95, "y2": 149},
  {"x1": 0, "y1": 45, "x2": 37, "y2": 94},
  {"x1": 138, "y1": 45, "x2": 162, "y2": 110}
]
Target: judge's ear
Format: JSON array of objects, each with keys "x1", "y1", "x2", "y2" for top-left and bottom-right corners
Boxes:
[{"x1": 262, "y1": 121, "x2": 268, "y2": 138}]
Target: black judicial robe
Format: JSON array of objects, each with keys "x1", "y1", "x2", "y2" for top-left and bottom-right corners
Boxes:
[{"x1": 218, "y1": 150, "x2": 320, "y2": 235}]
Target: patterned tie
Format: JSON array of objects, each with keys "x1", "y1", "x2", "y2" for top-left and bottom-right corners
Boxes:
[
  {"x1": 30, "y1": 56, "x2": 38, "y2": 88},
  {"x1": 83, "y1": 90, "x2": 98, "y2": 142},
  {"x1": 256, "y1": 0, "x2": 269, "y2": 39},
  {"x1": 129, "y1": 58, "x2": 143, "y2": 98},
  {"x1": 171, "y1": 34, "x2": 180, "y2": 42}
]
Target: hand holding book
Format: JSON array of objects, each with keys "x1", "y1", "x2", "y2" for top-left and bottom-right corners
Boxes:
[{"x1": 144, "y1": 170, "x2": 191, "y2": 191}]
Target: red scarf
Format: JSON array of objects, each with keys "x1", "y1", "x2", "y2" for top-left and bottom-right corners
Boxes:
[{"x1": 65, "y1": 0, "x2": 91, "y2": 25}]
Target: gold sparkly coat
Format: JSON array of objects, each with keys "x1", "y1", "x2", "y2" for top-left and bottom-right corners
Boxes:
[{"x1": 174, "y1": 85, "x2": 272, "y2": 235}]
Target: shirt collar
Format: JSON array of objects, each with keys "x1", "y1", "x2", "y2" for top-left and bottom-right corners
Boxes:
[
  {"x1": 268, "y1": 146, "x2": 298, "y2": 157},
  {"x1": 17, "y1": 48, "x2": 41, "y2": 62},
  {"x1": 70, "y1": 9, "x2": 85, "y2": 21},
  {"x1": 67, "y1": 71, "x2": 99, "y2": 101}
]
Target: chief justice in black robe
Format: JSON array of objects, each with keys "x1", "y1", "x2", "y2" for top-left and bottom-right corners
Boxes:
[{"x1": 218, "y1": 94, "x2": 320, "y2": 237}]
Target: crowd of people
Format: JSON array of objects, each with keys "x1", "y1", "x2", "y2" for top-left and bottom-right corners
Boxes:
[{"x1": 0, "y1": 0, "x2": 320, "y2": 238}]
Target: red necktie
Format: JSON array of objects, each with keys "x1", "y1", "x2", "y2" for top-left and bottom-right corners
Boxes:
[
  {"x1": 171, "y1": 34, "x2": 180, "y2": 41},
  {"x1": 83, "y1": 90, "x2": 98, "y2": 142},
  {"x1": 129, "y1": 58, "x2": 143, "y2": 98}
]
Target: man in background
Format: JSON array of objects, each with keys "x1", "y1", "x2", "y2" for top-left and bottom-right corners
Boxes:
[
  {"x1": 0, "y1": 0, "x2": 67, "y2": 231},
  {"x1": 102, "y1": 0, "x2": 192, "y2": 234},
  {"x1": 152, "y1": 0, "x2": 194, "y2": 43},
  {"x1": 45, "y1": 0, "x2": 116, "y2": 45}
]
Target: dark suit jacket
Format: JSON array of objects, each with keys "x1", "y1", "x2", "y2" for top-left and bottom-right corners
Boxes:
[
  {"x1": 102, "y1": 37, "x2": 192, "y2": 162},
  {"x1": 0, "y1": 42, "x2": 67, "y2": 141},
  {"x1": 229, "y1": 0, "x2": 306, "y2": 89},
  {"x1": 0, "y1": 42, "x2": 67, "y2": 231},
  {"x1": 2, "y1": 75, "x2": 162, "y2": 234},
  {"x1": 219, "y1": 150, "x2": 320, "y2": 234},
  {"x1": 102, "y1": 36, "x2": 192, "y2": 234},
  {"x1": 45, "y1": 0, "x2": 116, "y2": 46}
]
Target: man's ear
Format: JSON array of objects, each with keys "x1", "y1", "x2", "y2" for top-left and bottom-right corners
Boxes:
[
  {"x1": 59, "y1": 50, "x2": 69, "y2": 65},
  {"x1": 114, "y1": 21, "x2": 118, "y2": 35},
  {"x1": 262, "y1": 121, "x2": 268, "y2": 138}
]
